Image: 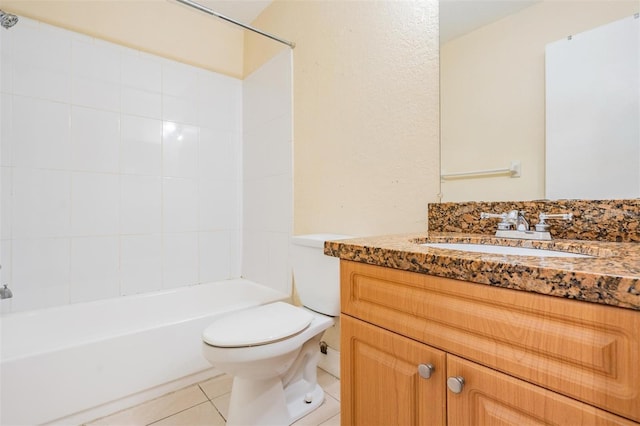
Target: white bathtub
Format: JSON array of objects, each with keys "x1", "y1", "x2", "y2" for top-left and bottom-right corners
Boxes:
[{"x1": 0, "y1": 279, "x2": 288, "y2": 425}]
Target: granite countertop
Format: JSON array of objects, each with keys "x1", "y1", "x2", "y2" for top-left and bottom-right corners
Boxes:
[{"x1": 324, "y1": 232, "x2": 640, "y2": 311}]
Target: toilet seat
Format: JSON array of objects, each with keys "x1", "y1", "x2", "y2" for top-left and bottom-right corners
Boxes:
[{"x1": 203, "y1": 302, "x2": 313, "y2": 348}]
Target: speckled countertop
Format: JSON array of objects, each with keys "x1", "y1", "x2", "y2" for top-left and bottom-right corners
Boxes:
[{"x1": 325, "y1": 232, "x2": 640, "y2": 311}]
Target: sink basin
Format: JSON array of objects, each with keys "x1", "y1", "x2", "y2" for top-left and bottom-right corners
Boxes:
[{"x1": 421, "y1": 243, "x2": 592, "y2": 258}]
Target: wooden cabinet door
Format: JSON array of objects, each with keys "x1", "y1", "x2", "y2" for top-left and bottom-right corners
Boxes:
[
  {"x1": 446, "y1": 355, "x2": 638, "y2": 426},
  {"x1": 341, "y1": 315, "x2": 446, "y2": 426}
]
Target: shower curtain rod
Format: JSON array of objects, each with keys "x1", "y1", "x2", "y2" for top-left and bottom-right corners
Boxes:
[{"x1": 173, "y1": 0, "x2": 296, "y2": 49}]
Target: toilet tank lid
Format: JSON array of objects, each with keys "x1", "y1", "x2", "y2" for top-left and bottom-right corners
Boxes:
[
  {"x1": 202, "y1": 302, "x2": 314, "y2": 348},
  {"x1": 292, "y1": 234, "x2": 353, "y2": 248}
]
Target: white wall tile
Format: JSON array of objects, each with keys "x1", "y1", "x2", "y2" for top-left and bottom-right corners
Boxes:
[
  {"x1": 121, "y1": 52, "x2": 162, "y2": 119},
  {"x1": 70, "y1": 236, "x2": 119, "y2": 303},
  {"x1": 199, "y1": 128, "x2": 237, "y2": 182},
  {"x1": 163, "y1": 123, "x2": 198, "y2": 178},
  {"x1": 1, "y1": 28, "x2": 14, "y2": 95},
  {"x1": 120, "y1": 175, "x2": 161, "y2": 234},
  {"x1": 242, "y1": 179, "x2": 264, "y2": 232},
  {"x1": 1, "y1": 166, "x2": 11, "y2": 239},
  {"x1": 161, "y1": 62, "x2": 200, "y2": 126},
  {"x1": 243, "y1": 128, "x2": 266, "y2": 182},
  {"x1": 198, "y1": 70, "x2": 241, "y2": 132},
  {"x1": 0, "y1": 18, "x2": 249, "y2": 311},
  {"x1": 120, "y1": 234, "x2": 162, "y2": 295},
  {"x1": 163, "y1": 177, "x2": 198, "y2": 233},
  {"x1": 0, "y1": 238, "x2": 11, "y2": 289},
  {"x1": 73, "y1": 39, "x2": 121, "y2": 83},
  {"x1": 0, "y1": 241, "x2": 11, "y2": 313},
  {"x1": 71, "y1": 106, "x2": 119, "y2": 173},
  {"x1": 242, "y1": 50, "x2": 293, "y2": 293},
  {"x1": 198, "y1": 231, "x2": 230, "y2": 283},
  {"x1": 162, "y1": 94, "x2": 198, "y2": 126},
  {"x1": 11, "y1": 237, "x2": 70, "y2": 310},
  {"x1": 12, "y1": 96, "x2": 71, "y2": 170},
  {"x1": 71, "y1": 172, "x2": 119, "y2": 236},
  {"x1": 241, "y1": 231, "x2": 290, "y2": 295},
  {"x1": 241, "y1": 230, "x2": 267, "y2": 284},
  {"x1": 73, "y1": 77, "x2": 120, "y2": 112},
  {"x1": 120, "y1": 116, "x2": 162, "y2": 176},
  {"x1": 122, "y1": 53, "x2": 161, "y2": 92},
  {"x1": 244, "y1": 114, "x2": 292, "y2": 180},
  {"x1": 121, "y1": 87, "x2": 162, "y2": 119},
  {"x1": 199, "y1": 179, "x2": 239, "y2": 231},
  {"x1": 162, "y1": 232, "x2": 198, "y2": 289},
  {"x1": 229, "y1": 229, "x2": 241, "y2": 277},
  {"x1": 0, "y1": 94, "x2": 12, "y2": 167},
  {"x1": 163, "y1": 62, "x2": 199, "y2": 100},
  {"x1": 264, "y1": 175, "x2": 292, "y2": 233},
  {"x1": 243, "y1": 51, "x2": 291, "y2": 132},
  {"x1": 12, "y1": 22, "x2": 71, "y2": 103},
  {"x1": 72, "y1": 40, "x2": 121, "y2": 111},
  {"x1": 266, "y1": 232, "x2": 291, "y2": 295},
  {"x1": 12, "y1": 168, "x2": 71, "y2": 238}
]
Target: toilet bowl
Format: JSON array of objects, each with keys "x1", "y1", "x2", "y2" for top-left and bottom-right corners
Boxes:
[{"x1": 201, "y1": 234, "x2": 351, "y2": 426}]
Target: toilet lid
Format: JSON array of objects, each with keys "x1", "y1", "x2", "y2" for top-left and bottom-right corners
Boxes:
[{"x1": 202, "y1": 302, "x2": 314, "y2": 348}]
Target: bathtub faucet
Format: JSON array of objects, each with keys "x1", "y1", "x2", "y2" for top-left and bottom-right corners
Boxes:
[{"x1": 1, "y1": 284, "x2": 13, "y2": 299}]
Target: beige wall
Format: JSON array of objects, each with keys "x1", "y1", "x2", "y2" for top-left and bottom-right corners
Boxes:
[
  {"x1": 0, "y1": 0, "x2": 245, "y2": 77},
  {"x1": 440, "y1": 0, "x2": 638, "y2": 202},
  {"x1": 246, "y1": 0, "x2": 441, "y2": 237}
]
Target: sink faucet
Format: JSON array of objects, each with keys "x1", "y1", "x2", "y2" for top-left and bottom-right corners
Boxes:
[
  {"x1": 480, "y1": 209, "x2": 573, "y2": 240},
  {"x1": 480, "y1": 210, "x2": 552, "y2": 240},
  {"x1": 514, "y1": 211, "x2": 530, "y2": 231}
]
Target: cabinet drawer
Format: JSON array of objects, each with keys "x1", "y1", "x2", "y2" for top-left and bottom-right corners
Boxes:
[{"x1": 341, "y1": 260, "x2": 640, "y2": 422}]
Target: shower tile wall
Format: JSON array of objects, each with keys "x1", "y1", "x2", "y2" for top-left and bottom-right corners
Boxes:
[
  {"x1": 0, "y1": 17, "x2": 242, "y2": 312},
  {"x1": 242, "y1": 52, "x2": 293, "y2": 296}
]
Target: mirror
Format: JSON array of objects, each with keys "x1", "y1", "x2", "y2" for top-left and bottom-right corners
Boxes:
[{"x1": 439, "y1": 0, "x2": 639, "y2": 202}]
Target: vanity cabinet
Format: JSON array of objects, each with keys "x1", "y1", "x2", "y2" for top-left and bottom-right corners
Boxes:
[{"x1": 340, "y1": 260, "x2": 640, "y2": 425}]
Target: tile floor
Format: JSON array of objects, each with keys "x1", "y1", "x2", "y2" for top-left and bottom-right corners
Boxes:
[{"x1": 86, "y1": 369, "x2": 341, "y2": 426}]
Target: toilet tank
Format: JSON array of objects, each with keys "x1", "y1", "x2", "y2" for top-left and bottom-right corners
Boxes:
[{"x1": 291, "y1": 234, "x2": 352, "y2": 316}]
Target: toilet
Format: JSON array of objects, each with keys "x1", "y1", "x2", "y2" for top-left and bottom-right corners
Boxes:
[{"x1": 201, "y1": 234, "x2": 351, "y2": 426}]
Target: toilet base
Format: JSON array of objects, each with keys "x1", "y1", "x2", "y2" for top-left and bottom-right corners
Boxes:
[
  {"x1": 226, "y1": 377, "x2": 325, "y2": 426},
  {"x1": 286, "y1": 381, "x2": 325, "y2": 424},
  {"x1": 225, "y1": 334, "x2": 327, "y2": 426}
]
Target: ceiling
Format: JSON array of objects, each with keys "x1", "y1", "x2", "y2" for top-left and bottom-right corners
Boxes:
[
  {"x1": 439, "y1": 0, "x2": 541, "y2": 44},
  {"x1": 191, "y1": 0, "x2": 541, "y2": 45},
  {"x1": 197, "y1": 0, "x2": 272, "y2": 24}
]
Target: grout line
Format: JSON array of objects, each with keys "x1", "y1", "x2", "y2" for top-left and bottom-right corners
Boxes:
[
  {"x1": 210, "y1": 398, "x2": 228, "y2": 422},
  {"x1": 197, "y1": 383, "x2": 212, "y2": 401},
  {"x1": 196, "y1": 384, "x2": 208, "y2": 401},
  {"x1": 145, "y1": 400, "x2": 211, "y2": 426}
]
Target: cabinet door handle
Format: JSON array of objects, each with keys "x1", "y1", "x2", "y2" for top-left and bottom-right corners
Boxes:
[
  {"x1": 418, "y1": 363, "x2": 435, "y2": 379},
  {"x1": 447, "y1": 376, "x2": 465, "y2": 393}
]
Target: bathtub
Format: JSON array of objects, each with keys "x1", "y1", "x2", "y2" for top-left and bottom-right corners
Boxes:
[{"x1": 0, "y1": 279, "x2": 288, "y2": 425}]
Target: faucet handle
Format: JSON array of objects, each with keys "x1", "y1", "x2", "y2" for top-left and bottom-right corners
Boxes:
[
  {"x1": 480, "y1": 212, "x2": 506, "y2": 219},
  {"x1": 535, "y1": 212, "x2": 573, "y2": 232},
  {"x1": 480, "y1": 211, "x2": 512, "y2": 230}
]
